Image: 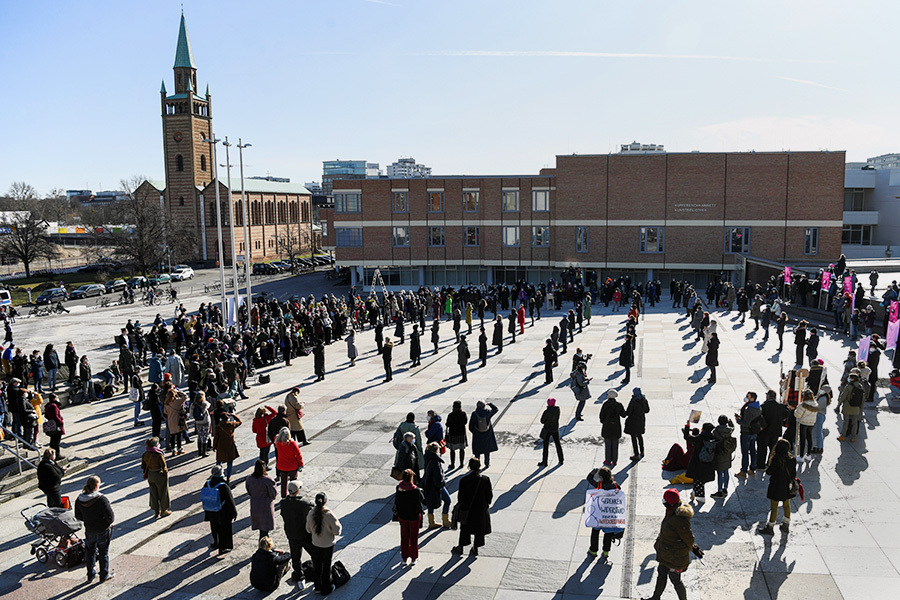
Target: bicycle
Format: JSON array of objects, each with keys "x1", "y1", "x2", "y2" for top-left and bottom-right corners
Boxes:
[
  {"x1": 96, "y1": 297, "x2": 111, "y2": 308},
  {"x1": 142, "y1": 293, "x2": 161, "y2": 306},
  {"x1": 29, "y1": 305, "x2": 50, "y2": 317}
]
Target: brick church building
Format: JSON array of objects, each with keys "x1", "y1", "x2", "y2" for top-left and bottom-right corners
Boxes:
[{"x1": 138, "y1": 15, "x2": 313, "y2": 264}]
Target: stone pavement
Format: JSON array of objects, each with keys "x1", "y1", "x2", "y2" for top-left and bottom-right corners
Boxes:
[{"x1": 1, "y1": 295, "x2": 899, "y2": 600}]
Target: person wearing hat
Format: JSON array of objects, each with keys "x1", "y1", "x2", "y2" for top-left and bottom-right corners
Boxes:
[
  {"x1": 837, "y1": 370, "x2": 865, "y2": 442},
  {"x1": 624, "y1": 388, "x2": 650, "y2": 461},
  {"x1": 599, "y1": 390, "x2": 626, "y2": 466},
  {"x1": 538, "y1": 398, "x2": 563, "y2": 467},
  {"x1": 805, "y1": 327, "x2": 819, "y2": 366},
  {"x1": 281, "y1": 479, "x2": 314, "y2": 586},
  {"x1": 571, "y1": 362, "x2": 591, "y2": 421},
  {"x1": 793, "y1": 320, "x2": 807, "y2": 368},
  {"x1": 642, "y1": 489, "x2": 700, "y2": 600},
  {"x1": 806, "y1": 359, "x2": 827, "y2": 396}
]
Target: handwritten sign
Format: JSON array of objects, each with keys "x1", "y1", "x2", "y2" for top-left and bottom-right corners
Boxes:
[{"x1": 584, "y1": 487, "x2": 626, "y2": 532}]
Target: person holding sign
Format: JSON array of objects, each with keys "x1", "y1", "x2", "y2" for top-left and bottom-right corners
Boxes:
[{"x1": 584, "y1": 466, "x2": 624, "y2": 561}]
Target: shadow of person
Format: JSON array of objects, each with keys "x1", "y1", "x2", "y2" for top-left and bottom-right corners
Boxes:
[
  {"x1": 834, "y1": 437, "x2": 868, "y2": 486},
  {"x1": 490, "y1": 466, "x2": 555, "y2": 512},
  {"x1": 562, "y1": 555, "x2": 614, "y2": 596},
  {"x1": 690, "y1": 385, "x2": 712, "y2": 404},
  {"x1": 748, "y1": 528, "x2": 795, "y2": 600}
]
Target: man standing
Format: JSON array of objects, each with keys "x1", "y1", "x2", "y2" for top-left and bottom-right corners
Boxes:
[
  {"x1": 451, "y1": 458, "x2": 494, "y2": 557},
  {"x1": 75, "y1": 475, "x2": 115, "y2": 584},
  {"x1": 457, "y1": 335, "x2": 470, "y2": 383},
  {"x1": 757, "y1": 390, "x2": 786, "y2": 469},
  {"x1": 281, "y1": 480, "x2": 314, "y2": 587},
  {"x1": 542, "y1": 339, "x2": 557, "y2": 384},
  {"x1": 65, "y1": 341, "x2": 78, "y2": 385},
  {"x1": 805, "y1": 328, "x2": 819, "y2": 366},
  {"x1": 537, "y1": 398, "x2": 563, "y2": 467},
  {"x1": 382, "y1": 338, "x2": 394, "y2": 382},
  {"x1": 119, "y1": 345, "x2": 135, "y2": 393},
  {"x1": 734, "y1": 392, "x2": 761, "y2": 478},
  {"x1": 794, "y1": 321, "x2": 808, "y2": 367},
  {"x1": 571, "y1": 362, "x2": 592, "y2": 421}
]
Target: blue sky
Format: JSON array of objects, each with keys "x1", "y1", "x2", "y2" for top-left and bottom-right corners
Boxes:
[{"x1": 0, "y1": 0, "x2": 894, "y2": 195}]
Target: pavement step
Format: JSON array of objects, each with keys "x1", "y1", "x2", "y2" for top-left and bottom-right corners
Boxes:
[{"x1": 0, "y1": 455, "x2": 90, "y2": 503}]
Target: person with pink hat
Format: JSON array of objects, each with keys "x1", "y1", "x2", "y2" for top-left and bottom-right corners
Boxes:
[
  {"x1": 642, "y1": 489, "x2": 701, "y2": 600},
  {"x1": 537, "y1": 398, "x2": 563, "y2": 467}
]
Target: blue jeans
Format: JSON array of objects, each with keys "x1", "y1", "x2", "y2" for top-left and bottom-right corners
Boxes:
[
  {"x1": 890, "y1": 384, "x2": 900, "y2": 399},
  {"x1": 740, "y1": 433, "x2": 757, "y2": 472},
  {"x1": 717, "y1": 469, "x2": 729, "y2": 492},
  {"x1": 47, "y1": 368, "x2": 58, "y2": 391},
  {"x1": 218, "y1": 460, "x2": 233, "y2": 479},
  {"x1": 813, "y1": 412, "x2": 826, "y2": 449},
  {"x1": 85, "y1": 528, "x2": 112, "y2": 580},
  {"x1": 428, "y1": 486, "x2": 452, "y2": 515}
]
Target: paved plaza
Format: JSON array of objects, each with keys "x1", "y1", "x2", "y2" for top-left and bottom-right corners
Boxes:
[{"x1": 1, "y1": 288, "x2": 899, "y2": 600}]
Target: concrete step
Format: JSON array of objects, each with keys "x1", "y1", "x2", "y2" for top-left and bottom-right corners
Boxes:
[{"x1": 0, "y1": 452, "x2": 90, "y2": 503}]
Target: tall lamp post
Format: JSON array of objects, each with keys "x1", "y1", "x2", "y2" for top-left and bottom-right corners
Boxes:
[
  {"x1": 201, "y1": 135, "x2": 228, "y2": 321},
  {"x1": 222, "y1": 138, "x2": 240, "y2": 322},
  {"x1": 237, "y1": 139, "x2": 252, "y2": 312}
]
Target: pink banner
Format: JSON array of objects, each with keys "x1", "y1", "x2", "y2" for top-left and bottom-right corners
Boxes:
[
  {"x1": 890, "y1": 300, "x2": 899, "y2": 323},
  {"x1": 844, "y1": 277, "x2": 853, "y2": 295},
  {"x1": 821, "y1": 271, "x2": 831, "y2": 290},
  {"x1": 858, "y1": 336, "x2": 871, "y2": 363},
  {"x1": 887, "y1": 320, "x2": 900, "y2": 351},
  {"x1": 784, "y1": 266, "x2": 791, "y2": 279}
]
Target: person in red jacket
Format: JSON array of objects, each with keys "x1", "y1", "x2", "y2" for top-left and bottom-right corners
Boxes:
[
  {"x1": 274, "y1": 427, "x2": 304, "y2": 498},
  {"x1": 517, "y1": 305, "x2": 526, "y2": 335},
  {"x1": 43, "y1": 393, "x2": 65, "y2": 459},
  {"x1": 252, "y1": 405, "x2": 277, "y2": 465}
]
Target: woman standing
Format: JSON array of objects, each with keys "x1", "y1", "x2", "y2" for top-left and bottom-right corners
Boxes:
[
  {"x1": 469, "y1": 401, "x2": 499, "y2": 469},
  {"x1": 478, "y1": 325, "x2": 487, "y2": 368},
  {"x1": 148, "y1": 383, "x2": 163, "y2": 441},
  {"x1": 619, "y1": 336, "x2": 635, "y2": 385},
  {"x1": 706, "y1": 332, "x2": 720, "y2": 384},
  {"x1": 130, "y1": 374, "x2": 144, "y2": 428},
  {"x1": 445, "y1": 401, "x2": 468, "y2": 470},
  {"x1": 423, "y1": 442, "x2": 452, "y2": 529},
  {"x1": 43, "y1": 344, "x2": 60, "y2": 392},
  {"x1": 431, "y1": 320, "x2": 440, "y2": 354},
  {"x1": 274, "y1": 427, "x2": 304, "y2": 498},
  {"x1": 757, "y1": 439, "x2": 797, "y2": 535},
  {"x1": 624, "y1": 387, "x2": 650, "y2": 461},
  {"x1": 451, "y1": 458, "x2": 493, "y2": 557},
  {"x1": 599, "y1": 390, "x2": 626, "y2": 466},
  {"x1": 492, "y1": 315, "x2": 503, "y2": 354},
  {"x1": 141, "y1": 437, "x2": 171, "y2": 518},
  {"x1": 394, "y1": 469, "x2": 425, "y2": 565},
  {"x1": 42, "y1": 393, "x2": 64, "y2": 459},
  {"x1": 246, "y1": 460, "x2": 277, "y2": 539},
  {"x1": 213, "y1": 412, "x2": 242, "y2": 483},
  {"x1": 306, "y1": 492, "x2": 342, "y2": 595},
  {"x1": 345, "y1": 330, "x2": 358, "y2": 367},
  {"x1": 586, "y1": 466, "x2": 622, "y2": 560},
  {"x1": 776, "y1": 312, "x2": 788, "y2": 352},
  {"x1": 812, "y1": 385, "x2": 831, "y2": 454},
  {"x1": 164, "y1": 385, "x2": 186, "y2": 455},
  {"x1": 193, "y1": 391, "x2": 212, "y2": 457},
  {"x1": 79, "y1": 355, "x2": 96, "y2": 403},
  {"x1": 204, "y1": 464, "x2": 238, "y2": 555},
  {"x1": 794, "y1": 390, "x2": 818, "y2": 461},
  {"x1": 684, "y1": 423, "x2": 717, "y2": 503},
  {"x1": 37, "y1": 448, "x2": 66, "y2": 508},
  {"x1": 252, "y1": 405, "x2": 277, "y2": 464}
]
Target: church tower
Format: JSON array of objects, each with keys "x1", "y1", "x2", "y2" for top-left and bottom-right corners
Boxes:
[{"x1": 161, "y1": 13, "x2": 213, "y2": 260}]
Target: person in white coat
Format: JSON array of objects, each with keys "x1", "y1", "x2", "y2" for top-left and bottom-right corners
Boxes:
[{"x1": 164, "y1": 350, "x2": 186, "y2": 388}]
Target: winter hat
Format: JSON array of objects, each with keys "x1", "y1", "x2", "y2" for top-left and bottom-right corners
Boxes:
[
  {"x1": 816, "y1": 359, "x2": 824, "y2": 366},
  {"x1": 633, "y1": 387, "x2": 643, "y2": 397},
  {"x1": 291, "y1": 387, "x2": 300, "y2": 394},
  {"x1": 821, "y1": 385, "x2": 832, "y2": 394},
  {"x1": 287, "y1": 480, "x2": 302, "y2": 494},
  {"x1": 607, "y1": 389, "x2": 618, "y2": 399},
  {"x1": 163, "y1": 373, "x2": 172, "y2": 381},
  {"x1": 663, "y1": 489, "x2": 681, "y2": 506},
  {"x1": 547, "y1": 398, "x2": 556, "y2": 406}
]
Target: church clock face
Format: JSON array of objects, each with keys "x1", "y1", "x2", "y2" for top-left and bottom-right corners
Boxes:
[{"x1": 173, "y1": 131, "x2": 183, "y2": 143}]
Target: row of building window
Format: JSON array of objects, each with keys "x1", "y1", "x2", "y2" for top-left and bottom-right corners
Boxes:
[
  {"x1": 336, "y1": 225, "x2": 822, "y2": 256},
  {"x1": 336, "y1": 189, "x2": 551, "y2": 214},
  {"x1": 207, "y1": 200, "x2": 310, "y2": 227},
  {"x1": 175, "y1": 154, "x2": 206, "y2": 172}
]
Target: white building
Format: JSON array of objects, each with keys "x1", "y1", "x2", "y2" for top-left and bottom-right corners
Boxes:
[
  {"x1": 386, "y1": 157, "x2": 432, "y2": 178},
  {"x1": 843, "y1": 160, "x2": 900, "y2": 259}
]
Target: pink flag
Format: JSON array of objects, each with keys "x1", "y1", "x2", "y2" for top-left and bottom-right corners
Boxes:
[
  {"x1": 844, "y1": 277, "x2": 853, "y2": 295},
  {"x1": 887, "y1": 320, "x2": 900, "y2": 351},
  {"x1": 784, "y1": 266, "x2": 791, "y2": 279},
  {"x1": 821, "y1": 271, "x2": 831, "y2": 290},
  {"x1": 890, "y1": 300, "x2": 899, "y2": 323},
  {"x1": 858, "y1": 336, "x2": 871, "y2": 363}
]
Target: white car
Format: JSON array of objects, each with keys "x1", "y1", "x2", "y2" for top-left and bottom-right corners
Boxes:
[{"x1": 171, "y1": 265, "x2": 194, "y2": 281}]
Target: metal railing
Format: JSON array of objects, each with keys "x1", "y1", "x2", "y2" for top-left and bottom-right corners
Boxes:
[{"x1": 0, "y1": 425, "x2": 39, "y2": 475}]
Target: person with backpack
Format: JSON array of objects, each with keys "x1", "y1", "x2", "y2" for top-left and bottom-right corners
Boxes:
[
  {"x1": 203, "y1": 464, "x2": 237, "y2": 555},
  {"x1": 571, "y1": 361, "x2": 591, "y2": 422},
  {"x1": 624, "y1": 387, "x2": 650, "y2": 461},
  {"x1": 599, "y1": 390, "x2": 626, "y2": 466},
  {"x1": 445, "y1": 401, "x2": 468, "y2": 470},
  {"x1": 735, "y1": 392, "x2": 762, "y2": 478},
  {"x1": 585, "y1": 466, "x2": 623, "y2": 561},
  {"x1": 838, "y1": 370, "x2": 865, "y2": 442},
  {"x1": 684, "y1": 422, "x2": 717, "y2": 502},
  {"x1": 469, "y1": 401, "x2": 499, "y2": 469},
  {"x1": 710, "y1": 416, "x2": 736, "y2": 499},
  {"x1": 757, "y1": 438, "x2": 797, "y2": 535}
]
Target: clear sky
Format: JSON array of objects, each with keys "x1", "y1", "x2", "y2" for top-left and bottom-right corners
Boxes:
[{"x1": 0, "y1": 0, "x2": 895, "y2": 196}]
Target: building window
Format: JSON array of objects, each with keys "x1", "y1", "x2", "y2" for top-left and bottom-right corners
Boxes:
[
  {"x1": 844, "y1": 188, "x2": 866, "y2": 211},
  {"x1": 200, "y1": 155, "x2": 206, "y2": 171},
  {"x1": 179, "y1": 196, "x2": 185, "y2": 206},
  {"x1": 428, "y1": 226, "x2": 445, "y2": 247},
  {"x1": 465, "y1": 226, "x2": 480, "y2": 246},
  {"x1": 392, "y1": 192, "x2": 408, "y2": 213},
  {"x1": 532, "y1": 226, "x2": 550, "y2": 247},
  {"x1": 502, "y1": 226, "x2": 520, "y2": 247},
  {"x1": 576, "y1": 226, "x2": 589, "y2": 253},
  {"x1": 428, "y1": 192, "x2": 443, "y2": 212},
  {"x1": 176, "y1": 154, "x2": 184, "y2": 172},
  {"x1": 501, "y1": 190, "x2": 519, "y2": 212},
  {"x1": 532, "y1": 190, "x2": 550, "y2": 212},
  {"x1": 804, "y1": 227, "x2": 819, "y2": 255},
  {"x1": 463, "y1": 191, "x2": 480, "y2": 212},
  {"x1": 640, "y1": 226, "x2": 665, "y2": 253},
  {"x1": 724, "y1": 226, "x2": 751, "y2": 254},
  {"x1": 335, "y1": 227, "x2": 363, "y2": 247},
  {"x1": 334, "y1": 192, "x2": 361, "y2": 213},
  {"x1": 842, "y1": 224, "x2": 872, "y2": 245},
  {"x1": 393, "y1": 226, "x2": 410, "y2": 247}
]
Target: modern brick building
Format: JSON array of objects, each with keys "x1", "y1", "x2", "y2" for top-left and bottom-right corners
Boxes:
[
  {"x1": 329, "y1": 150, "x2": 845, "y2": 289},
  {"x1": 138, "y1": 15, "x2": 312, "y2": 264}
]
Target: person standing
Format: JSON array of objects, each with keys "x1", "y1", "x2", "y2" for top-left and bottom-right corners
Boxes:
[
  {"x1": 313, "y1": 341, "x2": 325, "y2": 382},
  {"x1": 423, "y1": 442, "x2": 452, "y2": 528},
  {"x1": 306, "y1": 492, "x2": 342, "y2": 595},
  {"x1": 624, "y1": 387, "x2": 650, "y2": 461},
  {"x1": 572, "y1": 362, "x2": 591, "y2": 421},
  {"x1": 735, "y1": 392, "x2": 762, "y2": 478},
  {"x1": 246, "y1": 460, "x2": 277, "y2": 539},
  {"x1": 375, "y1": 318, "x2": 385, "y2": 355},
  {"x1": 543, "y1": 339, "x2": 557, "y2": 384},
  {"x1": 431, "y1": 319, "x2": 440, "y2": 354},
  {"x1": 477, "y1": 325, "x2": 487, "y2": 367},
  {"x1": 75, "y1": 475, "x2": 116, "y2": 583},
  {"x1": 345, "y1": 330, "x2": 358, "y2": 367},
  {"x1": 394, "y1": 469, "x2": 425, "y2": 566},
  {"x1": 79, "y1": 355, "x2": 96, "y2": 403},
  {"x1": 757, "y1": 439, "x2": 797, "y2": 535},
  {"x1": 451, "y1": 458, "x2": 493, "y2": 557},
  {"x1": 252, "y1": 405, "x2": 277, "y2": 464},
  {"x1": 44, "y1": 344, "x2": 60, "y2": 392},
  {"x1": 409, "y1": 324, "x2": 422, "y2": 367},
  {"x1": 445, "y1": 401, "x2": 468, "y2": 470},
  {"x1": 537, "y1": 398, "x2": 564, "y2": 467},
  {"x1": 710, "y1": 416, "x2": 736, "y2": 499},
  {"x1": 559, "y1": 315, "x2": 568, "y2": 354},
  {"x1": 805, "y1": 328, "x2": 819, "y2": 366},
  {"x1": 193, "y1": 391, "x2": 212, "y2": 457},
  {"x1": 775, "y1": 312, "x2": 788, "y2": 352},
  {"x1": 685, "y1": 424, "x2": 717, "y2": 503},
  {"x1": 281, "y1": 480, "x2": 314, "y2": 586},
  {"x1": 37, "y1": 448, "x2": 66, "y2": 508},
  {"x1": 213, "y1": 412, "x2": 242, "y2": 483},
  {"x1": 457, "y1": 335, "x2": 470, "y2": 382},
  {"x1": 469, "y1": 401, "x2": 499, "y2": 468},
  {"x1": 274, "y1": 427, "x2": 305, "y2": 498},
  {"x1": 64, "y1": 341, "x2": 77, "y2": 386},
  {"x1": 393, "y1": 412, "x2": 425, "y2": 471},
  {"x1": 382, "y1": 337, "x2": 394, "y2": 382},
  {"x1": 492, "y1": 315, "x2": 504, "y2": 354},
  {"x1": 599, "y1": 390, "x2": 626, "y2": 466},
  {"x1": 760, "y1": 306, "x2": 771, "y2": 341},
  {"x1": 705, "y1": 332, "x2": 720, "y2": 384},
  {"x1": 793, "y1": 390, "x2": 818, "y2": 461},
  {"x1": 140, "y1": 437, "x2": 171, "y2": 518},
  {"x1": 285, "y1": 387, "x2": 308, "y2": 446},
  {"x1": 619, "y1": 334, "x2": 635, "y2": 385},
  {"x1": 813, "y1": 385, "x2": 832, "y2": 453},
  {"x1": 203, "y1": 465, "x2": 237, "y2": 555},
  {"x1": 837, "y1": 370, "x2": 865, "y2": 442},
  {"x1": 793, "y1": 320, "x2": 808, "y2": 367},
  {"x1": 641, "y1": 489, "x2": 700, "y2": 600},
  {"x1": 43, "y1": 393, "x2": 64, "y2": 459},
  {"x1": 586, "y1": 466, "x2": 621, "y2": 561},
  {"x1": 147, "y1": 383, "x2": 163, "y2": 442}
]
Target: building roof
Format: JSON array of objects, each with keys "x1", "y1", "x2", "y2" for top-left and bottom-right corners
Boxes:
[
  {"x1": 160, "y1": 80, "x2": 166, "y2": 94},
  {"x1": 173, "y1": 14, "x2": 196, "y2": 69},
  {"x1": 213, "y1": 179, "x2": 311, "y2": 195},
  {"x1": 165, "y1": 93, "x2": 207, "y2": 101}
]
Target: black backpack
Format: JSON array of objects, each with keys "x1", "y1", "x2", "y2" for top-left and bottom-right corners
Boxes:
[
  {"x1": 697, "y1": 439, "x2": 718, "y2": 463},
  {"x1": 849, "y1": 384, "x2": 864, "y2": 408}
]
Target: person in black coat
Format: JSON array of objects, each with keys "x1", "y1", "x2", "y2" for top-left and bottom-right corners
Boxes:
[
  {"x1": 599, "y1": 390, "x2": 626, "y2": 466},
  {"x1": 375, "y1": 319, "x2": 384, "y2": 354},
  {"x1": 477, "y1": 326, "x2": 488, "y2": 367},
  {"x1": 445, "y1": 401, "x2": 468, "y2": 470},
  {"x1": 410, "y1": 324, "x2": 422, "y2": 367},
  {"x1": 538, "y1": 398, "x2": 563, "y2": 467},
  {"x1": 757, "y1": 438, "x2": 797, "y2": 535},
  {"x1": 74, "y1": 475, "x2": 116, "y2": 583},
  {"x1": 793, "y1": 321, "x2": 807, "y2": 367},
  {"x1": 457, "y1": 335, "x2": 470, "y2": 382},
  {"x1": 204, "y1": 465, "x2": 238, "y2": 554},
  {"x1": 313, "y1": 341, "x2": 325, "y2": 382},
  {"x1": 706, "y1": 332, "x2": 720, "y2": 384},
  {"x1": 619, "y1": 335, "x2": 634, "y2": 385},
  {"x1": 382, "y1": 338, "x2": 394, "y2": 381},
  {"x1": 451, "y1": 458, "x2": 493, "y2": 557},
  {"x1": 624, "y1": 387, "x2": 650, "y2": 460},
  {"x1": 507, "y1": 310, "x2": 517, "y2": 344},
  {"x1": 805, "y1": 328, "x2": 819, "y2": 366},
  {"x1": 684, "y1": 423, "x2": 717, "y2": 502},
  {"x1": 431, "y1": 320, "x2": 440, "y2": 354},
  {"x1": 280, "y1": 480, "x2": 314, "y2": 583},
  {"x1": 542, "y1": 339, "x2": 558, "y2": 384},
  {"x1": 37, "y1": 449, "x2": 66, "y2": 508},
  {"x1": 757, "y1": 390, "x2": 788, "y2": 469},
  {"x1": 492, "y1": 316, "x2": 503, "y2": 354},
  {"x1": 250, "y1": 536, "x2": 291, "y2": 592}
]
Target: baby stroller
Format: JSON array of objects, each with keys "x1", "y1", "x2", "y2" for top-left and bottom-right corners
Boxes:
[{"x1": 22, "y1": 503, "x2": 85, "y2": 568}]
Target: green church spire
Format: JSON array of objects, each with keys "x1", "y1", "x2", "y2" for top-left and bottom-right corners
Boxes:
[{"x1": 173, "y1": 14, "x2": 196, "y2": 69}]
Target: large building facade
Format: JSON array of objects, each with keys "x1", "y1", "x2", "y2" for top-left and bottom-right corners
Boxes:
[
  {"x1": 139, "y1": 15, "x2": 312, "y2": 264},
  {"x1": 842, "y1": 156, "x2": 900, "y2": 259},
  {"x1": 329, "y1": 151, "x2": 845, "y2": 289}
]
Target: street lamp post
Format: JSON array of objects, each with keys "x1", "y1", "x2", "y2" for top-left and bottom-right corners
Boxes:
[
  {"x1": 222, "y1": 138, "x2": 240, "y2": 322},
  {"x1": 237, "y1": 140, "x2": 252, "y2": 313},
  {"x1": 202, "y1": 135, "x2": 228, "y2": 322}
]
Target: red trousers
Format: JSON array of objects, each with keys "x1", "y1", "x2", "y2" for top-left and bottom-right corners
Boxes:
[{"x1": 399, "y1": 518, "x2": 420, "y2": 560}]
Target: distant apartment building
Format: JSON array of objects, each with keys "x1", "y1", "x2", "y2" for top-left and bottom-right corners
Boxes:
[
  {"x1": 65, "y1": 189, "x2": 126, "y2": 204},
  {"x1": 329, "y1": 150, "x2": 844, "y2": 289},
  {"x1": 619, "y1": 141, "x2": 666, "y2": 154},
  {"x1": 322, "y1": 160, "x2": 381, "y2": 195},
  {"x1": 305, "y1": 181, "x2": 323, "y2": 195},
  {"x1": 387, "y1": 157, "x2": 432, "y2": 179},
  {"x1": 843, "y1": 156, "x2": 900, "y2": 259}
]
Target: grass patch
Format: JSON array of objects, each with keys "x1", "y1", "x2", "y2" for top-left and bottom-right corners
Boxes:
[{"x1": 3, "y1": 272, "x2": 108, "y2": 306}]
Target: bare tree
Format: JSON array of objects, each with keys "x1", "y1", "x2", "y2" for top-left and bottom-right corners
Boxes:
[
  {"x1": 7, "y1": 182, "x2": 38, "y2": 207},
  {"x1": 276, "y1": 225, "x2": 303, "y2": 272},
  {"x1": 0, "y1": 209, "x2": 60, "y2": 277}
]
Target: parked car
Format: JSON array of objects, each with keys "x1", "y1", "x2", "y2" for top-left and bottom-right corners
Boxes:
[
  {"x1": 148, "y1": 274, "x2": 171, "y2": 286},
  {"x1": 104, "y1": 279, "x2": 127, "y2": 293},
  {"x1": 127, "y1": 276, "x2": 147, "y2": 289},
  {"x1": 171, "y1": 265, "x2": 194, "y2": 281},
  {"x1": 35, "y1": 288, "x2": 69, "y2": 305},
  {"x1": 0, "y1": 289, "x2": 11, "y2": 308},
  {"x1": 69, "y1": 284, "x2": 106, "y2": 299}
]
